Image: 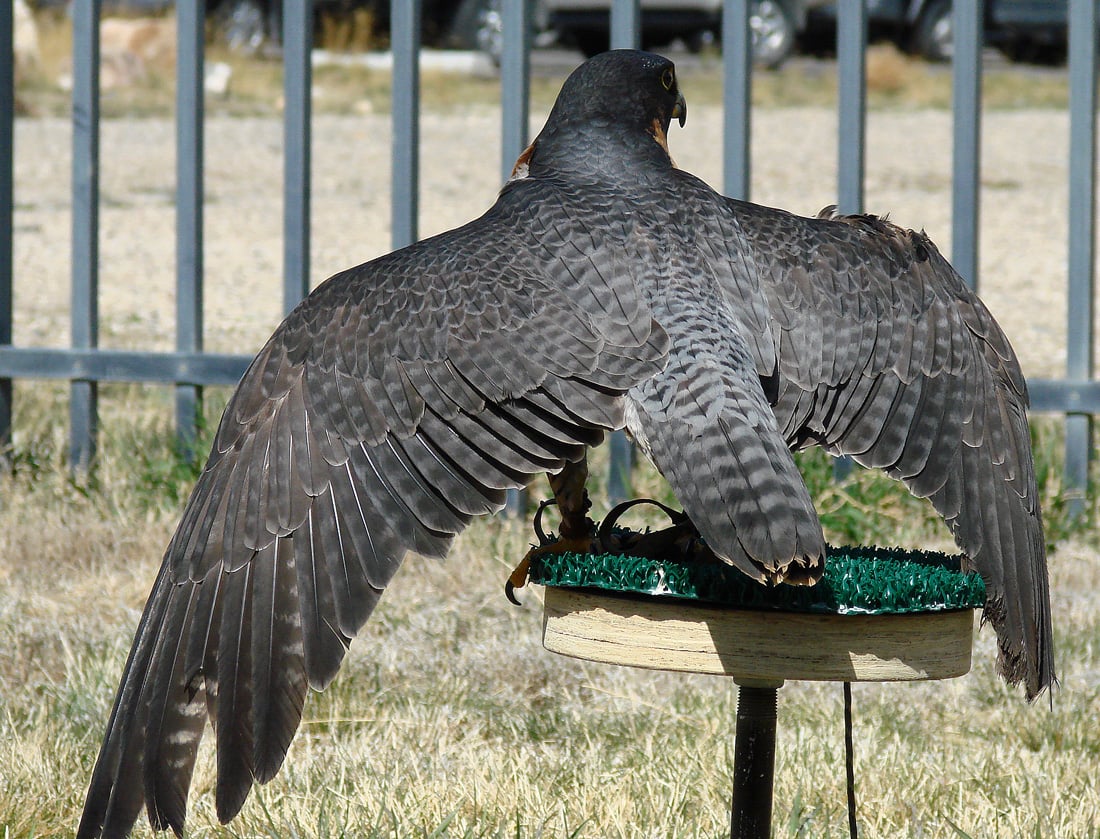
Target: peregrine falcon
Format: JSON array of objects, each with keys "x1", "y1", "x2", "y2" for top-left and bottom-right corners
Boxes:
[{"x1": 77, "y1": 49, "x2": 1054, "y2": 838}]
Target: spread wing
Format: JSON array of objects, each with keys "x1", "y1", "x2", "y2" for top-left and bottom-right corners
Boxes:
[
  {"x1": 76, "y1": 178, "x2": 669, "y2": 838},
  {"x1": 729, "y1": 200, "x2": 1053, "y2": 700}
]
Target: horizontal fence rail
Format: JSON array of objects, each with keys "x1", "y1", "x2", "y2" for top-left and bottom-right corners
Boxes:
[
  {"x1": 0, "y1": 0, "x2": 1095, "y2": 501},
  {"x1": 0, "y1": 347, "x2": 250, "y2": 387}
]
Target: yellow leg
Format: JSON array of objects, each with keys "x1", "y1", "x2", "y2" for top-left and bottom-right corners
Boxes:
[
  {"x1": 506, "y1": 455, "x2": 596, "y2": 605},
  {"x1": 548, "y1": 453, "x2": 593, "y2": 543}
]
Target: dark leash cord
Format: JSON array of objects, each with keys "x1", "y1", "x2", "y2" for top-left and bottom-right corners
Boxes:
[{"x1": 845, "y1": 682, "x2": 859, "y2": 839}]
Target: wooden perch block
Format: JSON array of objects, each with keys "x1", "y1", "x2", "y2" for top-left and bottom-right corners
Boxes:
[{"x1": 542, "y1": 587, "x2": 975, "y2": 684}]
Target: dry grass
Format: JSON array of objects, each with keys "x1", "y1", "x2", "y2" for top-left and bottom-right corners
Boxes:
[{"x1": 0, "y1": 385, "x2": 1098, "y2": 838}]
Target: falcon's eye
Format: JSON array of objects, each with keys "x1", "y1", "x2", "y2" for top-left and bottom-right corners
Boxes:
[{"x1": 660, "y1": 68, "x2": 675, "y2": 91}]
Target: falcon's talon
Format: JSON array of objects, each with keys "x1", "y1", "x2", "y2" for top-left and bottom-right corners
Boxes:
[
  {"x1": 506, "y1": 532, "x2": 599, "y2": 606},
  {"x1": 505, "y1": 578, "x2": 524, "y2": 607},
  {"x1": 505, "y1": 554, "x2": 533, "y2": 606},
  {"x1": 532, "y1": 498, "x2": 558, "y2": 546}
]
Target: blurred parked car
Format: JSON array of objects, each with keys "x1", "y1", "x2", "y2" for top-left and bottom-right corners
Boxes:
[
  {"x1": 806, "y1": 0, "x2": 1069, "y2": 64},
  {"x1": 208, "y1": 0, "x2": 509, "y2": 55},
  {"x1": 990, "y1": 0, "x2": 1069, "y2": 64},
  {"x1": 544, "y1": 0, "x2": 826, "y2": 68},
  {"x1": 29, "y1": 0, "x2": 508, "y2": 57}
]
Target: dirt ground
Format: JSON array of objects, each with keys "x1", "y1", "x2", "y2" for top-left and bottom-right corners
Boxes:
[{"x1": 11, "y1": 105, "x2": 1076, "y2": 380}]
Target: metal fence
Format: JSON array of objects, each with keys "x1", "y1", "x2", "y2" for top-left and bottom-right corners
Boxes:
[{"x1": 0, "y1": 0, "x2": 1096, "y2": 504}]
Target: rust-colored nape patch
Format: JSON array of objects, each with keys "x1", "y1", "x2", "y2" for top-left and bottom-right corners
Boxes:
[
  {"x1": 648, "y1": 118, "x2": 677, "y2": 168},
  {"x1": 509, "y1": 141, "x2": 536, "y2": 180}
]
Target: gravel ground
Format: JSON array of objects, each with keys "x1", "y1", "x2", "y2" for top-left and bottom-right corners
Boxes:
[{"x1": 12, "y1": 106, "x2": 1077, "y2": 380}]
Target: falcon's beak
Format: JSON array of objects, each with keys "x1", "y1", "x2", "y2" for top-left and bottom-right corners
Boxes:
[{"x1": 672, "y1": 91, "x2": 687, "y2": 128}]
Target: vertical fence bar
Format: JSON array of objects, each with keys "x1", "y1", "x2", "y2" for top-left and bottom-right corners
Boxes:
[
  {"x1": 722, "y1": 0, "x2": 751, "y2": 200},
  {"x1": 284, "y1": 0, "x2": 312, "y2": 313},
  {"x1": 607, "y1": 431, "x2": 633, "y2": 506},
  {"x1": 606, "y1": 0, "x2": 641, "y2": 503},
  {"x1": 951, "y1": 0, "x2": 981, "y2": 290},
  {"x1": 1065, "y1": 0, "x2": 1097, "y2": 511},
  {"x1": 500, "y1": 0, "x2": 531, "y2": 180},
  {"x1": 832, "y1": 0, "x2": 867, "y2": 482},
  {"x1": 836, "y1": 0, "x2": 866, "y2": 215},
  {"x1": 70, "y1": 0, "x2": 100, "y2": 469},
  {"x1": 0, "y1": 0, "x2": 13, "y2": 453},
  {"x1": 610, "y1": 0, "x2": 641, "y2": 50},
  {"x1": 391, "y1": 0, "x2": 421, "y2": 249},
  {"x1": 501, "y1": 0, "x2": 533, "y2": 516},
  {"x1": 175, "y1": 0, "x2": 204, "y2": 453}
]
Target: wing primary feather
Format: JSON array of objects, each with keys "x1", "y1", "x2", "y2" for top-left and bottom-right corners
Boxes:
[
  {"x1": 142, "y1": 581, "x2": 207, "y2": 836},
  {"x1": 316, "y1": 478, "x2": 386, "y2": 639},
  {"x1": 349, "y1": 440, "x2": 456, "y2": 558},
  {"x1": 381, "y1": 435, "x2": 472, "y2": 534},
  {"x1": 395, "y1": 430, "x2": 507, "y2": 517},
  {"x1": 214, "y1": 564, "x2": 257, "y2": 823},
  {"x1": 181, "y1": 570, "x2": 224, "y2": 725},
  {"x1": 250, "y1": 536, "x2": 308, "y2": 783},
  {"x1": 77, "y1": 563, "x2": 175, "y2": 839},
  {"x1": 293, "y1": 507, "x2": 351, "y2": 690}
]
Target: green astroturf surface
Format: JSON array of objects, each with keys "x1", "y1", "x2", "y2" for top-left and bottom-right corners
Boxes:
[{"x1": 528, "y1": 544, "x2": 986, "y2": 615}]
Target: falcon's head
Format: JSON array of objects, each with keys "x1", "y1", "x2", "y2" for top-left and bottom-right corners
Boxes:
[
  {"x1": 552, "y1": 50, "x2": 686, "y2": 133},
  {"x1": 519, "y1": 50, "x2": 688, "y2": 177}
]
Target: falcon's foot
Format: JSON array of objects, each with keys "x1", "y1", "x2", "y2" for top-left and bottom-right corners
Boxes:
[
  {"x1": 506, "y1": 495, "x2": 724, "y2": 605},
  {"x1": 506, "y1": 527, "x2": 597, "y2": 606},
  {"x1": 596, "y1": 498, "x2": 723, "y2": 565},
  {"x1": 507, "y1": 458, "x2": 598, "y2": 605}
]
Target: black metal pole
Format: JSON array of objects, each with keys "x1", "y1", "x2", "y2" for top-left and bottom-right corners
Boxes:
[
  {"x1": 844, "y1": 682, "x2": 859, "y2": 838},
  {"x1": 731, "y1": 683, "x2": 779, "y2": 839}
]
